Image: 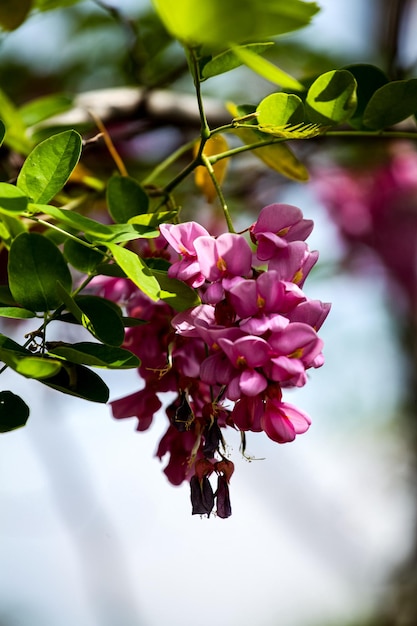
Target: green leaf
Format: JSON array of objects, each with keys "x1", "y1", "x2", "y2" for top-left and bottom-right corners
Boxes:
[
  {"x1": 8, "y1": 232, "x2": 72, "y2": 311},
  {"x1": 19, "y1": 93, "x2": 73, "y2": 127},
  {"x1": 343, "y1": 64, "x2": 388, "y2": 129},
  {"x1": 363, "y1": 79, "x2": 417, "y2": 130},
  {"x1": 152, "y1": 0, "x2": 319, "y2": 46},
  {"x1": 0, "y1": 335, "x2": 62, "y2": 379},
  {"x1": 107, "y1": 243, "x2": 160, "y2": 301},
  {"x1": 0, "y1": 89, "x2": 32, "y2": 154},
  {"x1": 56, "y1": 285, "x2": 126, "y2": 346},
  {"x1": 152, "y1": 270, "x2": 201, "y2": 311},
  {"x1": 34, "y1": 0, "x2": 82, "y2": 9},
  {"x1": 64, "y1": 238, "x2": 106, "y2": 274},
  {"x1": 0, "y1": 391, "x2": 29, "y2": 433},
  {"x1": 0, "y1": 120, "x2": 5, "y2": 147},
  {"x1": 0, "y1": 0, "x2": 32, "y2": 31},
  {"x1": 306, "y1": 69, "x2": 357, "y2": 125},
  {"x1": 32, "y1": 204, "x2": 159, "y2": 243},
  {"x1": 0, "y1": 214, "x2": 27, "y2": 247},
  {"x1": 128, "y1": 211, "x2": 177, "y2": 227},
  {"x1": 0, "y1": 307, "x2": 36, "y2": 319},
  {"x1": 17, "y1": 130, "x2": 82, "y2": 203},
  {"x1": 47, "y1": 342, "x2": 140, "y2": 369},
  {"x1": 107, "y1": 175, "x2": 149, "y2": 223},
  {"x1": 257, "y1": 93, "x2": 305, "y2": 129},
  {"x1": 40, "y1": 363, "x2": 110, "y2": 403},
  {"x1": 201, "y1": 43, "x2": 274, "y2": 79},
  {"x1": 0, "y1": 183, "x2": 28, "y2": 214},
  {"x1": 231, "y1": 44, "x2": 304, "y2": 90}
]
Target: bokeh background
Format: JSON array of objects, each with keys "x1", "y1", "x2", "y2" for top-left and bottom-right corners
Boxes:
[{"x1": 1, "y1": 1, "x2": 417, "y2": 624}]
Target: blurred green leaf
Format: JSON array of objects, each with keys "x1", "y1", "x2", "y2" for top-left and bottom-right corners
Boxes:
[
  {"x1": 19, "y1": 93, "x2": 74, "y2": 127},
  {"x1": 107, "y1": 243, "x2": 160, "y2": 302},
  {"x1": 8, "y1": 232, "x2": 72, "y2": 311},
  {"x1": 0, "y1": 120, "x2": 5, "y2": 146},
  {"x1": 152, "y1": 0, "x2": 319, "y2": 46},
  {"x1": 0, "y1": 89, "x2": 32, "y2": 154},
  {"x1": 231, "y1": 44, "x2": 304, "y2": 90},
  {"x1": 363, "y1": 79, "x2": 417, "y2": 129},
  {"x1": 0, "y1": 0, "x2": 32, "y2": 31},
  {"x1": 48, "y1": 341, "x2": 140, "y2": 369},
  {"x1": 0, "y1": 391, "x2": 29, "y2": 433},
  {"x1": 17, "y1": 130, "x2": 82, "y2": 203},
  {"x1": 306, "y1": 69, "x2": 357, "y2": 125},
  {"x1": 0, "y1": 307, "x2": 37, "y2": 319},
  {"x1": 201, "y1": 43, "x2": 274, "y2": 79},
  {"x1": 107, "y1": 175, "x2": 149, "y2": 223},
  {"x1": 34, "y1": 0, "x2": 81, "y2": 9}
]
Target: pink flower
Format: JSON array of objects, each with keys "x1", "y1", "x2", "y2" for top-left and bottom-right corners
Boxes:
[
  {"x1": 261, "y1": 400, "x2": 311, "y2": 443},
  {"x1": 159, "y1": 222, "x2": 209, "y2": 287},
  {"x1": 194, "y1": 233, "x2": 252, "y2": 282},
  {"x1": 216, "y1": 335, "x2": 270, "y2": 399},
  {"x1": 111, "y1": 387, "x2": 162, "y2": 431},
  {"x1": 267, "y1": 241, "x2": 319, "y2": 287},
  {"x1": 251, "y1": 203, "x2": 314, "y2": 261}
]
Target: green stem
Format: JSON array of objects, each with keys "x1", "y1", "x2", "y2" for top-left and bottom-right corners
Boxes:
[{"x1": 201, "y1": 154, "x2": 235, "y2": 233}]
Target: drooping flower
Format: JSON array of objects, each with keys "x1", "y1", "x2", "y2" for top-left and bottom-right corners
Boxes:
[{"x1": 261, "y1": 399, "x2": 311, "y2": 443}]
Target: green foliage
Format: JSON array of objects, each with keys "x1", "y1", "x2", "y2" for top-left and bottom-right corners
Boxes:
[
  {"x1": 363, "y1": 79, "x2": 417, "y2": 129},
  {"x1": 305, "y1": 69, "x2": 357, "y2": 125},
  {"x1": 107, "y1": 243, "x2": 160, "y2": 302},
  {"x1": 8, "y1": 232, "x2": 72, "y2": 312},
  {"x1": 17, "y1": 130, "x2": 82, "y2": 203},
  {"x1": 200, "y1": 43, "x2": 274, "y2": 80},
  {"x1": 107, "y1": 175, "x2": 150, "y2": 222},
  {"x1": 152, "y1": 0, "x2": 319, "y2": 46},
  {"x1": 0, "y1": 0, "x2": 32, "y2": 31},
  {"x1": 2, "y1": 0, "x2": 417, "y2": 435},
  {"x1": 47, "y1": 342, "x2": 140, "y2": 369},
  {"x1": 0, "y1": 391, "x2": 29, "y2": 433}
]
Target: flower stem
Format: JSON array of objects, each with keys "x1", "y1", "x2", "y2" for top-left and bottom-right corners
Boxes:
[{"x1": 201, "y1": 154, "x2": 235, "y2": 233}]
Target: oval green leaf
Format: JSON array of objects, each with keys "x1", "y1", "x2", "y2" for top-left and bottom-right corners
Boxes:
[
  {"x1": 152, "y1": 0, "x2": 319, "y2": 46},
  {"x1": 8, "y1": 232, "x2": 72, "y2": 311},
  {"x1": 107, "y1": 243, "x2": 160, "y2": 301},
  {"x1": 40, "y1": 363, "x2": 110, "y2": 403},
  {"x1": 0, "y1": 306, "x2": 36, "y2": 319},
  {"x1": 306, "y1": 69, "x2": 357, "y2": 125},
  {"x1": 0, "y1": 0, "x2": 32, "y2": 31},
  {"x1": 64, "y1": 238, "x2": 106, "y2": 274},
  {"x1": 107, "y1": 175, "x2": 149, "y2": 223},
  {"x1": 231, "y1": 45, "x2": 304, "y2": 90},
  {"x1": 201, "y1": 43, "x2": 274, "y2": 80},
  {"x1": 0, "y1": 391, "x2": 29, "y2": 433},
  {"x1": 0, "y1": 183, "x2": 28, "y2": 214},
  {"x1": 343, "y1": 64, "x2": 388, "y2": 129},
  {"x1": 363, "y1": 79, "x2": 417, "y2": 130},
  {"x1": 74, "y1": 295, "x2": 125, "y2": 346},
  {"x1": 48, "y1": 342, "x2": 140, "y2": 369},
  {"x1": 153, "y1": 270, "x2": 201, "y2": 311},
  {"x1": 17, "y1": 129, "x2": 82, "y2": 203},
  {"x1": 257, "y1": 93, "x2": 304, "y2": 129}
]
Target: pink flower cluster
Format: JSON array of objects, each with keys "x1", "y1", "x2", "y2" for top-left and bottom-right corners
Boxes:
[{"x1": 108, "y1": 203, "x2": 330, "y2": 517}]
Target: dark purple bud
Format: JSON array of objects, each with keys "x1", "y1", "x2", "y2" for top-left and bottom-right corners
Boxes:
[
  {"x1": 190, "y1": 475, "x2": 215, "y2": 517},
  {"x1": 216, "y1": 474, "x2": 232, "y2": 518},
  {"x1": 203, "y1": 420, "x2": 222, "y2": 457}
]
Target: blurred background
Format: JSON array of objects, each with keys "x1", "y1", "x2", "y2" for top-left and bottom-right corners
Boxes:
[{"x1": 1, "y1": 0, "x2": 417, "y2": 624}]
